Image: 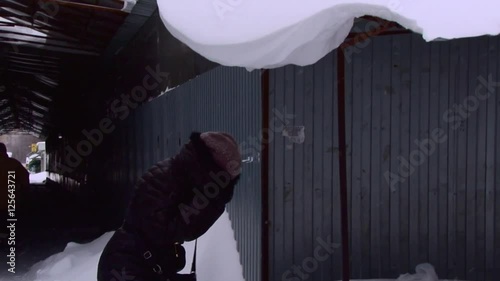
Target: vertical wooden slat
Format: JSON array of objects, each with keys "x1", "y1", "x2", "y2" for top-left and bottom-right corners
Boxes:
[
  {"x1": 370, "y1": 37, "x2": 382, "y2": 277},
  {"x1": 304, "y1": 60, "x2": 324, "y2": 279},
  {"x1": 304, "y1": 64, "x2": 315, "y2": 279},
  {"x1": 379, "y1": 36, "x2": 393, "y2": 278},
  {"x1": 418, "y1": 37, "x2": 430, "y2": 265},
  {"x1": 437, "y1": 41, "x2": 450, "y2": 277},
  {"x1": 399, "y1": 34, "x2": 412, "y2": 275},
  {"x1": 350, "y1": 45, "x2": 363, "y2": 277},
  {"x1": 475, "y1": 36, "x2": 489, "y2": 281},
  {"x1": 447, "y1": 39, "x2": 459, "y2": 279},
  {"x1": 338, "y1": 47, "x2": 351, "y2": 281},
  {"x1": 494, "y1": 36, "x2": 500, "y2": 281},
  {"x1": 293, "y1": 65, "x2": 305, "y2": 277},
  {"x1": 284, "y1": 65, "x2": 296, "y2": 279},
  {"x1": 409, "y1": 34, "x2": 422, "y2": 269},
  {"x1": 484, "y1": 36, "x2": 498, "y2": 281},
  {"x1": 330, "y1": 52, "x2": 342, "y2": 281},
  {"x1": 313, "y1": 60, "x2": 325, "y2": 281},
  {"x1": 456, "y1": 38, "x2": 469, "y2": 280},
  {"x1": 344, "y1": 46, "x2": 354, "y2": 281},
  {"x1": 428, "y1": 41, "x2": 440, "y2": 272},
  {"x1": 272, "y1": 67, "x2": 285, "y2": 281},
  {"x1": 465, "y1": 38, "x2": 479, "y2": 281},
  {"x1": 360, "y1": 43, "x2": 373, "y2": 278},
  {"x1": 389, "y1": 33, "x2": 402, "y2": 276},
  {"x1": 322, "y1": 52, "x2": 337, "y2": 280}
]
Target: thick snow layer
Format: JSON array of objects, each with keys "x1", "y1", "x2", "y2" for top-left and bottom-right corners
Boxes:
[
  {"x1": 5, "y1": 211, "x2": 245, "y2": 281},
  {"x1": 158, "y1": 0, "x2": 500, "y2": 69},
  {"x1": 29, "y1": 172, "x2": 49, "y2": 185}
]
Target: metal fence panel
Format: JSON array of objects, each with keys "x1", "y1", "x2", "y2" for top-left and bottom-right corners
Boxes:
[
  {"x1": 269, "y1": 33, "x2": 500, "y2": 281},
  {"x1": 345, "y1": 34, "x2": 500, "y2": 280},
  {"x1": 268, "y1": 52, "x2": 343, "y2": 281}
]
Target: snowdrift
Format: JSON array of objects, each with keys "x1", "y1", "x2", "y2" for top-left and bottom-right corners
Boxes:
[
  {"x1": 158, "y1": 0, "x2": 500, "y2": 69},
  {"x1": 29, "y1": 172, "x2": 49, "y2": 185},
  {"x1": 4, "y1": 211, "x2": 244, "y2": 281},
  {"x1": 1, "y1": 210, "x2": 467, "y2": 281}
]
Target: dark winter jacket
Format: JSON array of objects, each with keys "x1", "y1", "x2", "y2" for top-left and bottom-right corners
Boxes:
[{"x1": 97, "y1": 132, "x2": 240, "y2": 281}]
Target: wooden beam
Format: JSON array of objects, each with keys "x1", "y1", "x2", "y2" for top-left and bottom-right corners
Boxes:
[{"x1": 38, "y1": 0, "x2": 127, "y2": 14}]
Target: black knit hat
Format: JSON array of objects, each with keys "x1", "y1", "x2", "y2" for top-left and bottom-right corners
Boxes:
[{"x1": 199, "y1": 132, "x2": 241, "y2": 179}]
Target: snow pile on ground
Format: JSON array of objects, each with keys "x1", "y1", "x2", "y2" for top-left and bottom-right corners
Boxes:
[
  {"x1": 158, "y1": 0, "x2": 500, "y2": 69},
  {"x1": 339, "y1": 263, "x2": 466, "y2": 281},
  {"x1": 394, "y1": 263, "x2": 462, "y2": 281},
  {"x1": 7, "y1": 211, "x2": 244, "y2": 281},
  {"x1": 10, "y1": 232, "x2": 114, "y2": 281},
  {"x1": 29, "y1": 172, "x2": 49, "y2": 185},
  {"x1": 396, "y1": 264, "x2": 438, "y2": 281}
]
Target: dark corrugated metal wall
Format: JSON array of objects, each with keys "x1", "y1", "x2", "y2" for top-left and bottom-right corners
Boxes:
[
  {"x1": 99, "y1": 32, "x2": 499, "y2": 281},
  {"x1": 269, "y1": 34, "x2": 500, "y2": 281},
  {"x1": 346, "y1": 34, "x2": 500, "y2": 281},
  {"x1": 107, "y1": 67, "x2": 262, "y2": 281},
  {"x1": 268, "y1": 52, "x2": 344, "y2": 281}
]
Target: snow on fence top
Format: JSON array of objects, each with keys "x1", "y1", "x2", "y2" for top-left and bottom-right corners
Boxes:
[{"x1": 157, "y1": 0, "x2": 500, "y2": 69}]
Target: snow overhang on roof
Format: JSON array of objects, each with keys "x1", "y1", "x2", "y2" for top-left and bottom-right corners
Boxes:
[{"x1": 158, "y1": 0, "x2": 500, "y2": 69}]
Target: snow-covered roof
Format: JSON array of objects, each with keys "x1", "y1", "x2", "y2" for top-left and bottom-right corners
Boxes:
[{"x1": 158, "y1": 0, "x2": 500, "y2": 69}]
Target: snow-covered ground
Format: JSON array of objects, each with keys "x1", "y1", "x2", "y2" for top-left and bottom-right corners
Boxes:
[
  {"x1": 3, "y1": 211, "x2": 245, "y2": 281},
  {"x1": 0, "y1": 208, "x2": 465, "y2": 281},
  {"x1": 158, "y1": 0, "x2": 500, "y2": 69},
  {"x1": 339, "y1": 263, "x2": 466, "y2": 281},
  {"x1": 29, "y1": 172, "x2": 49, "y2": 185}
]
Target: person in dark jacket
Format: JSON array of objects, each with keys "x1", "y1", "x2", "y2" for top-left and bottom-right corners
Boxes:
[
  {"x1": 0, "y1": 143, "x2": 30, "y2": 251},
  {"x1": 0, "y1": 142, "x2": 30, "y2": 215},
  {"x1": 97, "y1": 131, "x2": 241, "y2": 281}
]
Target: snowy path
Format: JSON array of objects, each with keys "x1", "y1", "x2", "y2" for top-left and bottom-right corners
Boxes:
[
  {"x1": 0, "y1": 184, "x2": 461, "y2": 281},
  {"x1": 0, "y1": 183, "x2": 105, "y2": 279},
  {"x1": 1, "y1": 175, "x2": 246, "y2": 281}
]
